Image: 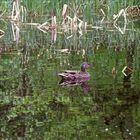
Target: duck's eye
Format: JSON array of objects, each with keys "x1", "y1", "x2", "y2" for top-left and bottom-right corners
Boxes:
[{"x1": 83, "y1": 64, "x2": 86, "y2": 68}]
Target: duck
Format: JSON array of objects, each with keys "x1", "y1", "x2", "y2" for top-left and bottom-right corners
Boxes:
[{"x1": 58, "y1": 62, "x2": 90, "y2": 83}]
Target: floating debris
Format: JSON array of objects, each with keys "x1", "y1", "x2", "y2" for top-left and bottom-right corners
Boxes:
[
  {"x1": 112, "y1": 67, "x2": 117, "y2": 77},
  {"x1": 126, "y1": 129, "x2": 129, "y2": 132},
  {"x1": 38, "y1": 15, "x2": 57, "y2": 33},
  {"x1": 82, "y1": 49, "x2": 86, "y2": 58},
  {"x1": 129, "y1": 132, "x2": 132, "y2": 135},
  {"x1": 105, "y1": 128, "x2": 109, "y2": 132},
  {"x1": 113, "y1": 8, "x2": 127, "y2": 34},
  {"x1": 10, "y1": 0, "x2": 26, "y2": 22},
  {"x1": 100, "y1": 9, "x2": 106, "y2": 23},
  {"x1": 0, "y1": 29, "x2": 5, "y2": 38},
  {"x1": 0, "y1": 10, "x2": 6, "y2": 18},
  {"x1": 122, "y1": 66, "x2": 133, "y2": 76},
  {"x1": 11, "y1": 21, "x2": 20, "y2": 43},
  {"x1": 37, "y1": 21, "x2": 49, "y2": 33},
  {"x1": 126, "y1": 5, "x2": 140, "y2": 17},
  {"x1": 66, "y1": 34, "x2": 73, "y2": 39},
  {"x1": 62, "y1": 4, "x2": 68, "y2": 22},
  {"x1": 56, "y1": 49, "x2": 69, "y2": 53}
]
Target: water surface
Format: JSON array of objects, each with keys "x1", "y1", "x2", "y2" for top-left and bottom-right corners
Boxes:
[{"x1": 0, "y1": 14, "x2": 140, "y2": 140}]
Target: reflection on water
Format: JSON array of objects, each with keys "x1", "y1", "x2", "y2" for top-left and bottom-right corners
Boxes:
[
  {"x1": 0, "y1": 19, "x2": 140, "y2": 140},
  {"x1": 59, "y1": 80, "x2": 90, "y2": 92}
]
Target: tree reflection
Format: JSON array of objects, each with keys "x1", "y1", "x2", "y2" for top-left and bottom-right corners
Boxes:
[
  {"x1": 16, "y1": 44, "x2": 32, "y2": 96},
  {"x1": 110, "y1": 40, "x2": 136, "y2": 139}
]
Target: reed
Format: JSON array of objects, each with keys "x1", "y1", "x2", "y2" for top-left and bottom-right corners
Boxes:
[
  {"x1": 0, "y1": 0, "x2": 139, "y2": 43},
  {"x1": 1, "y1": 0, "x2": 139, "y2": 22}
]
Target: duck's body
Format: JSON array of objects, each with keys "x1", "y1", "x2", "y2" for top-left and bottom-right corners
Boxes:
[
  {"x1": 58, "y1": 62, "x2": 90, "y2": 84},
  {"x1": 58, "y1": 70, "x2": 90, "y2": 80}
]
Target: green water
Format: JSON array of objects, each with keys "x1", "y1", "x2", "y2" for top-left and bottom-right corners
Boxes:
[{"x1": 0, "y1": 2, "x2": 140, "y2": 140}]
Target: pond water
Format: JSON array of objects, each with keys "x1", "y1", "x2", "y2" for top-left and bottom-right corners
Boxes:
[{"x1": 0, "y1": 17, "x2": 140, "y2": 139}]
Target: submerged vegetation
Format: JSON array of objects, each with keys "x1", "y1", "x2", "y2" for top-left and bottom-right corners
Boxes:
[{"x1": 0, "y1": 0, "x2": 140, "y2": 139}]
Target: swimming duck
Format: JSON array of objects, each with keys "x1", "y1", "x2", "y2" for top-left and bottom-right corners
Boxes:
[{"x1": 58, "y1": 62, "x2": 90, "y2": 82}]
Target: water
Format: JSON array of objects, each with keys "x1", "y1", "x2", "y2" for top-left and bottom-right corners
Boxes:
[{"x1": 0, "y1": 17, "x2": 140, "y2": 139}]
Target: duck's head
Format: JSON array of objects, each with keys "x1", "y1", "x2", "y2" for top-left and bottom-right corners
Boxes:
[{"x1": 81, "y1": 62, "x2": 90, "y2": 72}]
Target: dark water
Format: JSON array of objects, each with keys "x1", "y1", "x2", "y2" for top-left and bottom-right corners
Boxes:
[{"x1": 0, "y1": 19, "x2": 140, "y2": 140}]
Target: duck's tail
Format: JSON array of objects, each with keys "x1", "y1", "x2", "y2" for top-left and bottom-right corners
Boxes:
[{"x1": 58, "y1": 73, "x2": 66, "y2": 79}]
